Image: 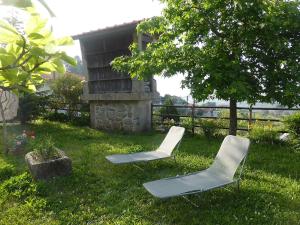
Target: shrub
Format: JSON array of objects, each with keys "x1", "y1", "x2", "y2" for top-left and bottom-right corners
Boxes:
[
  {"x1": 50, "y1": 72, "x2": 83, "y2": 119},
  {"x1": 44, "y1": 111, "x2": 90, "y2": 126},
  {"x1": 284, "y1": 113, "x2": 300, "y2": 151},
  {"x1": 0, "y1": 164, "x2": 15, "y2": 181},
  {"x1": 199, "y1": 119, "x2": 219, "y2": 138},
  {"x1": 0, "y1": 172, "x2": 47, "y2": 209},
  {"x1": 71, "y1": 112, "x2": 90, "y2": 126},
  {"x1": 162, "y1": 118, "x2": 176, "y2": 130},
  {"x1": 18, "y1": 91, "x2": 50, "y2": 124},
  {"x1": 249, "y1": 122, "x2": 279, "y2": 144},
  {"x1": 284, "y1": 113, "x2": 300, "y2": 136},
  {"x1": 181, "y1": 117, "x2": 193, "y2": 131},
  {"x1": 44, "y1": 112, "x2": 69, "y2": 123},
  {"x1": 0, "y1": 173, "x2": 37, "y2": 200},
  {"x1": 159, "y1": 98, "x2": 180, "y2": 122}
]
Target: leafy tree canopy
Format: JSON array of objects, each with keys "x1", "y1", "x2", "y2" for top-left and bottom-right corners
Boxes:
[
  {"x1": 0, "y1": 7, "x2": 76, "y2": 95},
  {"x1": 112, "y1": 0, "x2": 300, "y2": 107},
  {"x1": 162, "y1": 94, "x2": 187, "y2": 105},
  {"x1": 0, "y1": 1, "x2": 75, "y2": 153}
]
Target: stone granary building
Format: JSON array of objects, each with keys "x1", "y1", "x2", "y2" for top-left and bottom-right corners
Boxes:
[{"x1": 73, "y1": 21, "x2": 159, "y2": 132}]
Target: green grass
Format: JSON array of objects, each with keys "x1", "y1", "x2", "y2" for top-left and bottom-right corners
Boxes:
[{"x1": 0, "y1": 121, "x2": 299, "y2": 225}]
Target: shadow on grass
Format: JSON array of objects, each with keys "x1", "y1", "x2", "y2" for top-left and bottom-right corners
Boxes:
[
  {"x1": 37, "y1": 168, "x2": 299, "y2": 225},
  {"x1": 0, "y1": 121, "x2": 299, "y2": 224},
  {"x1": 137, "y1": 186, "x2": 299, "y2": 225},
  {"x1": 246, "y1": 142, "x2": 300, "y2": 181}
]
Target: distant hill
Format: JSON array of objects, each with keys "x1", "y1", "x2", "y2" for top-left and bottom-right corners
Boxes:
[{"x1": 158, "y1": 94, "x2": 298, "y2": 109}]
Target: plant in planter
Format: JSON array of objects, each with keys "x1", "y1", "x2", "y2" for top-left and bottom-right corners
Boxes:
[
  {"x1": 25, "y1": 136, "x2": 72, "y2": 180},
  {"x1": 9, "y1": 130, "x2": 35, "y2": 155}
]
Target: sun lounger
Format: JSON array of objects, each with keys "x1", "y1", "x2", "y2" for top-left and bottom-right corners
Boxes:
[
  {"x1": 106, "y1": 126, "x2": 185, "y2": 164},
  {"x1": 143, "y1": 135, "x2": 250, "y2": 198}
]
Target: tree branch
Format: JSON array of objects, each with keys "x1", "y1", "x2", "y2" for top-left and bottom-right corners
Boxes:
[
  {"x1": 19, "y1": 55, "x2": 33, "y2": 67},
  {"x1": 0, "y1": 86, "x2": 13, "y2": 92},
  {"x1": 27, "y1": 56, "x2": 51, "y2": 73},
  {"x1": 0, "y1": 35, "x2": 28, "y2": 71}
]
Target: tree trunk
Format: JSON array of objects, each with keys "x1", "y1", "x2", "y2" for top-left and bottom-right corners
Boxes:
[
  {"x1": 229, "y1": 98, "x2": 237, "y2": 136},
  {"x1": 0, "y1": 100, "x2": 8, "y2": 154}
]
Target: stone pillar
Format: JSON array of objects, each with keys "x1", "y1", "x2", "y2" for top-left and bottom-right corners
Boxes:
[{"x1": 0, "y1": 91, "x2": 18, "y2": 121}]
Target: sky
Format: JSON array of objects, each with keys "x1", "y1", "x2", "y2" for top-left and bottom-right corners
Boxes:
[
  {"x1": 36, "y1": 0, "x2": 191, "y2": 98},
  {"x1": 0, "y1": 1, "x2": 286, "y2": 106}
]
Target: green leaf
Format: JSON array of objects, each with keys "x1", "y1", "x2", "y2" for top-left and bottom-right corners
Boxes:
[
  {"x1": 2, "y1": 68, "x2": 18, "y2": 82},
  {"x1": 27, "y1": 84, "x2": 36, "y2": 92},
  {"x1": 0, "y1": 19, "x2": 19, "y2": 35},
  {"x1": 60, "y1": 53, "x2": 76, "y2": 66},
  {"x1": 0, "y1": 75, "x2": 5, "y2": 82},
  {"x1": 56, "y1": 37, "x2": 74, "y2": 46},
  {"x1": 31, "y1": 74, "x2": 44, "y2": 83},
  {"x1": 35, "y1": 66, "x2": 52, "y2": 74},
  {"x1": 0, "y1": 0, "x2": 33, "y2": 8},
  {"x1": 28, "y1": 33, "x2": 45, "y2": 40},
  {"x1": 0, "y1": 32, "x2": 19, "y2": 44},
  {"x1": 0, "y1": 20, "x2": 21, "y2": 44},
  {"x1": 26, "y1": 1, "x2": 55, "y2": 17},
  {"x1": 25, "y1": 14, "x2": 48, "y2": 34},
  {"x1": 45, "y1": 44, "x2": 57, "y2": 54},
  {"x1": 52, "y1": 59, "x2": 65, "y2": 74},
  {"x1": 31, "y1": 47, "x2": 46, "y2": 56},
  {"x1": 28, "y1": 33, "x2": 52, "y2": 46},
  {"x1": 6, "y1": 44, "x2": 22, "y2": 55},
  {"x1": 0, "y1": 52, "x2": 16, "y2": 67},
  {"x1": 40, "y1": 62, "x2": 55, "y2": 71}
]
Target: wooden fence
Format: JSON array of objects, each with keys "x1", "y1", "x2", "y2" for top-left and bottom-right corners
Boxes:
[{"x1": 151, "y1": 104, "x2": 300, "y2": 134}]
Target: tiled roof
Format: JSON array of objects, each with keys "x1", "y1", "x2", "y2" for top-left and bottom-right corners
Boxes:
[{"x1": 72, "y1": 19, "x2": 145, "y2": 40}]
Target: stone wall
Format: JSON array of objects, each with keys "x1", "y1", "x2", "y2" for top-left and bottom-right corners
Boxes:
[
  {"x1": 0, "y1": 91, "x2": 18, "y2": 121},
  {"x1": 91, "y1": 100, "x2": 151, "y2": 132}
]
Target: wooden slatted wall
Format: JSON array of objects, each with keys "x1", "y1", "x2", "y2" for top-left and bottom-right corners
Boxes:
[{"x1": 83, "y1": 30, "x2": 133, "y2": 94}]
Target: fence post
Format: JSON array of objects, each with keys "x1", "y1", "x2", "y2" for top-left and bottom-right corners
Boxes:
[
  {"x1": 192, "y1": 100, "x2": 195, "y2": 135},
  {"x1": 150, "y1": 103, "x2": 153, "y2": 130},
  {"x1": 248, "y1": 104, "x2": 253, "y2": 130}
]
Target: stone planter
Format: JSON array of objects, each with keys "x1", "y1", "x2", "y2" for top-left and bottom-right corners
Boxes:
[{"x1": 25, "y1": 150, "x2": 72, "y2": 180}]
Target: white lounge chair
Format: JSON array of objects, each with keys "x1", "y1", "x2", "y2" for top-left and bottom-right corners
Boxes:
[
  {"x1": 143, "y1": 135, "x2": 250, "y2": 199},
  {"x1": 105, "y1": 126, "x2": 185, "y2": 164}
]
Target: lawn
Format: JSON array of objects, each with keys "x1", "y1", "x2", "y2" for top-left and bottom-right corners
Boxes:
[{"x1": 0, "y1": 121, "x2": 299, "y2": 225}]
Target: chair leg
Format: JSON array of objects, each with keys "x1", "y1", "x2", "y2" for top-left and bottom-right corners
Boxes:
[
  {"x1": 133, "y1": 163, "x2": 145, "y2": 171},
  {"x1": 237, "y1": 180, "x2": 240, "y2": 191},
  {"x1": 182, "y1": 195, "x2": 200, "y2": 208}
]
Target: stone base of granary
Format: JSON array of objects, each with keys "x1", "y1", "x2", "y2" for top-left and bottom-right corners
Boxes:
[{"x1": 90, "y1": 100, "x2": 152, "y2": 132}]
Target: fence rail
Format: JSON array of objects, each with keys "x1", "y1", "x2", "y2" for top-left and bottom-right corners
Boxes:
[
  {"x1": 152, "y1": 104, "x2": 300, "y2": 111},
  {"x1": 45, "y1": 102, "x2": 90, "y2": 113},
  {"x1": 151, "y1": 104, "x2": 300, "y2": 134}
]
